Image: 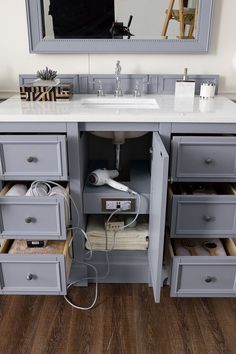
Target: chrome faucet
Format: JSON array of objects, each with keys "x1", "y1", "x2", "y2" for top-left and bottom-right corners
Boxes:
[{"x1": 114, "y1": 60, "x2": 123, "y2": 97}]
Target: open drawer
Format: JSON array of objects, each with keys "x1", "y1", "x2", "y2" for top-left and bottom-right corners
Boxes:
[
  {"x1": 0, "y1": 232, "x2": 72, "y2": 295},
  {"x1": 167, "y1": 183, "x2": 236, "y2": 238},
  {"x1": 0, "y1": 183, "x2": 69, "y2": 240},
  {"x1": 166, "y1": 238, "x2": 236, "y2": 297}
]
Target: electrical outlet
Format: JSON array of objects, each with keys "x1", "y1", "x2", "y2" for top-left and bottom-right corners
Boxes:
[
  {"x1": 102, "y1": 198, "x2": 135, "y2": 212},
  {"x1": 106, "y1": 200, "x2": 131, "y2": 210}
]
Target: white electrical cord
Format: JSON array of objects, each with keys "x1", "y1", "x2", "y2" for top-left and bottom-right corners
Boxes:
[
  {"x1": 64, "y1": 258, "x2": 98, "y2": 310},
  {"x1": 29, "y1": 180, "x2": 98, "y2": 310},
  {"x1": 104, "y1": 191, "x2": 141, "y2": 251},
  {"x1": 29, "y1": 180, "x2": 141, "y2": 310}
]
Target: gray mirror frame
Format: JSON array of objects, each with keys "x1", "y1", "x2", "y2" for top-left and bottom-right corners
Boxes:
[{"x1": 26, "y1": 0, "x2": 213, "y2": 54}]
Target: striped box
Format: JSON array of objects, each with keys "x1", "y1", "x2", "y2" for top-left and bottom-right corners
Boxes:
[{"x1": 20, "y1": 84, "x2": 72, "y2": 101}]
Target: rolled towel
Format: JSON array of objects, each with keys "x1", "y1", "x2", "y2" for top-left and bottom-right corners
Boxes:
[{"x1": 5, "y1": 184, "x2": 28, "y2": 196}]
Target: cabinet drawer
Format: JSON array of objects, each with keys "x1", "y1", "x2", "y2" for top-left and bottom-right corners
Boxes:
[
  {"x1": 0, "y1": 135, "x2": 68, "y2": 180},
  {"x1": 171, "y1": 136, "x2": 236, "y2": 182},
  {"x1": 0, "y1": 184, "x2": 69, "y2": 240},
  {"x1": 167, "y1": 238, "x2": 236, "y2": 297},
  {"x1": 0, "y1": 234, "x2": 72, "y2": 295},
  {"x1": 167, "y1": 184, "x2": 236, "y2": 237}
]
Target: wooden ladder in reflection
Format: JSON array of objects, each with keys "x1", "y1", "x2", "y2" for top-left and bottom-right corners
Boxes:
[{"x1": 161, "y1": 0, "x2": 197, "y2": 39}]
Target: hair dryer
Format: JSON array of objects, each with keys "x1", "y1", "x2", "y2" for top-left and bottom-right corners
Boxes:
[{"x1": 88, "y1": 168, "x2": 132, "y2": 193}]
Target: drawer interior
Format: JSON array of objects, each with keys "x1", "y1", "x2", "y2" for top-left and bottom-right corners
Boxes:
[
  {"x1": 169, "y1": 238, "x2": 236, "y2": 258},
  {"x1": 0, "y1": 182, "x2": 69, "y2": 197},
  {"x1": 169, "y1": 183, "x2": 236, "y2": 196},
  {"x1": 0, "y1": 232, "x2": 72, "y2": 256}
]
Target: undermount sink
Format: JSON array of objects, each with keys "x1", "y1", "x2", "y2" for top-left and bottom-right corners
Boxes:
[
  {"x1": 91, "y1": 131, "x2": 148, "y2": 144},
  {"x1": 81, "y1": 97, "x2": 159, "y2": 109}
]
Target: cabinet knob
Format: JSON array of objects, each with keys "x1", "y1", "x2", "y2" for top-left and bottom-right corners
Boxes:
[
  {"x1": 27, "y1": 156, "x2": 37, "y2": 163},
  {"x1": 26, "y1": 273, "x2": 33, "y2": 281},
  {"x1": 25, "y1": 217, "x2": 36, "y2": 224},
  {"x1": 204, "y1": 276, "x2": 215, "y2": 284},
  {"x1": 203, "y1": 215, "x2": 215, "y2": 222},
  {"x1": 204, "y1": 158, "x2": 213, "y2": 164}
]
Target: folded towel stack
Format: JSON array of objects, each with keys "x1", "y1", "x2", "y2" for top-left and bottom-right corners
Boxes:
[{"x1": 86, "y1": 215, "x2": 149, "y2": 251}]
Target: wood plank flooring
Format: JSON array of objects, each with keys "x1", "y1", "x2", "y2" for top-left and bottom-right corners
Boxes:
[{"x1": 0, "y1": 285, "x2": 236, "y2": 354}]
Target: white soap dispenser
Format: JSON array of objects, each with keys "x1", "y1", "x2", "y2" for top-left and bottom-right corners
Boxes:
[{"x1": 175, "y1": 68, "x2": 195, "y2": 98}]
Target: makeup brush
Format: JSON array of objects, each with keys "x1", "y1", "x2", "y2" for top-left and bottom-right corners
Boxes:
[
  {"x1": 181, "y1": 239, "x2": 198, "y2": 256},
  {"x1": 202, "y1": 241, "x2": 217, "y2": 256}
]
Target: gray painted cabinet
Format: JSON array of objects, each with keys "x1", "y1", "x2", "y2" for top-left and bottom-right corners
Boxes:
[
  {"x1": 168, "y1": 131, "x2": 236, "y2": 298},
  {"x1": 1, "y1": 120, "x2": 236, "y2": 301}
]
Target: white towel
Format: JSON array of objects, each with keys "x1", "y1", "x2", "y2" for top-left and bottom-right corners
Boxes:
[{"x1": 86, "y1": 215, "x2": 149, "y2": 250}]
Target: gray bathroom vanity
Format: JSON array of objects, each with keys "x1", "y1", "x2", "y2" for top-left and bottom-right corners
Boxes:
[{"x1": 0, "y1": 92, "x2": 236, "y2": 302}]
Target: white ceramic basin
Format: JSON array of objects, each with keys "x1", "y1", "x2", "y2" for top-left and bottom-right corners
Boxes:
[
  {"x1": 81, "y1": 97, "x2": 159, "y2": 109},
  {"x1": 91, "y1": 131, "x2": 148, "y2": 144}
]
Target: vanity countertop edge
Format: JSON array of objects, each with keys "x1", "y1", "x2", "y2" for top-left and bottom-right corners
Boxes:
[{"x1": 0, "y1": 95, "x2": 236, "y2": 124}]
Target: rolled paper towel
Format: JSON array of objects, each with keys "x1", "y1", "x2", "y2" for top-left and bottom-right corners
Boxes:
[
  {"x1": 5, "y1": 184, "x2": 28, "y2": 196},
  {"x1": 49, "y1": 186, "x2": 70, "y2": 225},
  {"x1": 26, "y1": 183, "x2": 49, "y2": 196}
]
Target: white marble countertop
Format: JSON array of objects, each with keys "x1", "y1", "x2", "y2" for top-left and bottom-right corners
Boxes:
[{"x1": 0, "y1": 94, "x2": 236, "y2": 123}]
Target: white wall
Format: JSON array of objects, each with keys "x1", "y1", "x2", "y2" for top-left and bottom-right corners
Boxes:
[
  {"x1": 0, "y1": 0, "x2": 236, "y2": 95},
  {"x1": 114, "y1": 0, "x2": 179, "y2": 38}
]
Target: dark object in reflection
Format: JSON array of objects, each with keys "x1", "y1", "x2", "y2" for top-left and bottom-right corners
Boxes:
[
  {"x1": 49, "y1": 0, "x2": 114, "y2": 38},
  {"x1": 110, "y1": 15, "x2": 134, "y2": 39}
]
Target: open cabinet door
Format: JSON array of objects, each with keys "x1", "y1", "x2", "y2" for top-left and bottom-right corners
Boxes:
[{"x1": 148, "y1": 132, "x2": 169, "y2": 302}]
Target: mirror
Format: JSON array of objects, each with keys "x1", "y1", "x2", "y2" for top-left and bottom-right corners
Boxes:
[{"x1": 26, "y1": 0, "x2": 213, "y2": 53}]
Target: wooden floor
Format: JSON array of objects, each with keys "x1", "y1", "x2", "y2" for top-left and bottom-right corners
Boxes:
[{"x1": 0, "y1": 285, "x2": 236, "y2": 354}]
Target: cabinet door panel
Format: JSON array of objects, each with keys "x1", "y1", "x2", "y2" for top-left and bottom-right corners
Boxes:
[{"x1": 148, "y1": 132, "x2": 169, "y2": 302}]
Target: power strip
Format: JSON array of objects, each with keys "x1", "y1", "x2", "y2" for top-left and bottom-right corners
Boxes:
[{"x1": 105, "y1": 216, "x2": 125, "y2": 231}]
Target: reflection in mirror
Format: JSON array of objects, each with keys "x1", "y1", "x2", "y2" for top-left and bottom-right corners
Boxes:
[{"x1": 42, "y1": 0, "x2": 199, "y2": 40}]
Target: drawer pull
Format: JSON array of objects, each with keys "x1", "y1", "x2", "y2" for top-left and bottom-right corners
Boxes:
[
  {"x1": 26, "y1": 273, "x2": 33, "y2": 281},
  {"x1": 27, "y1": 156, "x2": 38, "y2": 163},
  {"x1": 203, "y1": 215, "x2": 215, "y2": 222},
  {"x1": 25, "y1": 217, "x2": 36, "y2": 224},
  {"x1": 204, "y1": 276, "x2": 215, "y2": 284},
  {"x1": 204, "y1": 158, "x2": 213, "y2": 165}
]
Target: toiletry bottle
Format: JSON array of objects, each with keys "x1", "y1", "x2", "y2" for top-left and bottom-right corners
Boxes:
[{"x1": 175, "y1": 68, "x2": 195, "y2": 98}]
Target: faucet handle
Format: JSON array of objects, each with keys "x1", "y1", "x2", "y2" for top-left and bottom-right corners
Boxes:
[
  {"x1": 97, "y1": 80, "x2": 105, "y2": 97},
  {"x1": 133, "y1": 80, "x2": 142, "y2": 97}
]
